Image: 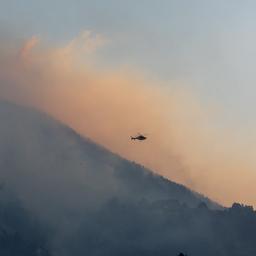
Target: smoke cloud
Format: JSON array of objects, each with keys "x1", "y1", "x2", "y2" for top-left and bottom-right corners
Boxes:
[
  {"x1": 0, "y1": 32, "x2": 256, "y2": 207},
  {"x1": 19, "y1": 35, "x2": 40, "y2": 58}
]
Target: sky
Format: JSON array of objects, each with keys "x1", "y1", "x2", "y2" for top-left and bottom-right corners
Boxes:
[
  {"x1": 1, "y1": 0, "x2": 256, "y2": 206},
  {"x1": 2, "y1": 0, "x2": 256, "y2": 119},
  {"x1": 1, "y1": 0, "x2": 256, "y2": 116}
]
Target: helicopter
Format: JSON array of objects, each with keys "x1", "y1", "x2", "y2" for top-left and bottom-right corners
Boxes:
[{"x1": 131, "y1": 133, "x2": 147, "y2": 141}]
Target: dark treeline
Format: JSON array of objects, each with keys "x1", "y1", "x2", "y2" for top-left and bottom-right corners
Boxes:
[
  {"x1": 0, "y1": 194, "x2": 255, "y2": 256},
  {"x1": 65, "y1": 199, "x2": 256, "y2": 256},
  {"x1": 0, "y1": 195, "x2": 50, "y2": 256}
]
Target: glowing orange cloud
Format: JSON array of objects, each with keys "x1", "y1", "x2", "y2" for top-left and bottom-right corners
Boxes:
[
  {"x1": 1, "y1": 33, "x2": 256, "y2": 207},
  {"x1": 19, "y1": 35, "x2": 40, "y2": 58}
]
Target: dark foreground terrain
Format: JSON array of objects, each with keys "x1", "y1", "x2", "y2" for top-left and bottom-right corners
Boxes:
[{"x1": 0, "y1": 101, "x2": 255, "y2": 256}]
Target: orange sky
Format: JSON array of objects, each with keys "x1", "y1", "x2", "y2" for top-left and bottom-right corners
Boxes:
[{"x1": 1, "y1": 34, "x2": 256, "y2": 207}]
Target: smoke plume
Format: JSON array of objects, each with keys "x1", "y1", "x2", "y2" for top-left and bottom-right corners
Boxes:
[{"x1": 0, "y1": 32, "x2": 256, "y2": 206}]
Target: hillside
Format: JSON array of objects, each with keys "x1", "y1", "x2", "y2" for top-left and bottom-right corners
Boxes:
[{"x1": 0, "y1": 101, "x2": 255, "y2": 256}]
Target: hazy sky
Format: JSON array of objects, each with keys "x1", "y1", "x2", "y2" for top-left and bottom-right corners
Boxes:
[
  {"x1": 2, "y1": 0, "x2": 256, "y2": 123},
  {"x1": 1, "y1": 1, "x2": 256, "y2": 206}
]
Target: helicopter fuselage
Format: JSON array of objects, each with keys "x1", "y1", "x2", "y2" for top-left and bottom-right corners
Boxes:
[{"x1": 131, "y1": 135, "x2": 147, "y2": 140}]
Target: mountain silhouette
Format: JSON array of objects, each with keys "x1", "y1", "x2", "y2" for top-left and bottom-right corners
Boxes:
[{"x1": 0, "y1": 100, "x2": 255, "y2": 256}]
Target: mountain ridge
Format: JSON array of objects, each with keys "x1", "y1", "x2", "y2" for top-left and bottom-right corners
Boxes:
[
  {"x1": 1, "y1": 100, "x2": 256, "y2": 256},
  {"x1": 0, "y1": 100, "x2": 220, "y2": 210}
]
